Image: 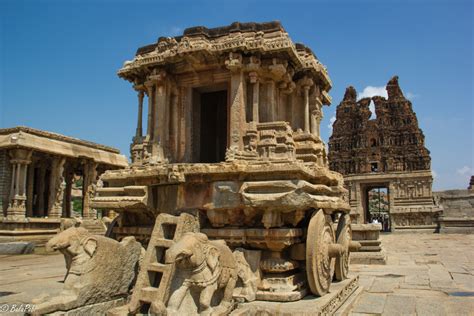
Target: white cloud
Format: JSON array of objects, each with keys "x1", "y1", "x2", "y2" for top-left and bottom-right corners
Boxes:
[
  {"x1": 369, "y1": 100, "x2": 376, "y2": 119},
  {"x1": 456, "y1": 166, "x2": 472, "y2": 176},
  {"x1": 169, "y1": 26, "x2": 182, "y2": 36},
  {"x1": 358, "y1": 85, "x2": 418, "y2": 101},
  {"x1": 406, "y1": 92, "x2": 418, "y2": 100},
  {"x1": 327, "y1": 115, "x2": 336, "y2": 131},
  {"x1": 357, "y1": 86, "x2": 387, "y2": 100},
  {"x1": 432, "y1": 170, "x2": 437, "y2": 179}
]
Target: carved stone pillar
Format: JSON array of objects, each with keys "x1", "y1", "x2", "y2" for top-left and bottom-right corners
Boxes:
[
  {"x1": 311, "y1": 103, "x2": 323, "y2": 137},
  {"x1": 6, "y1": 149, "x2": 32, "y2": 221},
  {"x1": 37, "y1": 162, "x2": 47, "y2": 216},
  {"x1": 155, "y1": 79, "x2": 167, "y2": 145},
  {"x1": 388, "y1": 182, "x2": 396, "y2": 230},
  {"x1": 249, "y1": 72, "x2": 259, "y2": 123},
  {"x1": 145, "y1": 82, "x2": 154, "y2": 141},
  {"x1": 300, "y1": 76, "x2": 314, "y2": 133},
  {"x1": 226, "y1": 52, "x2": 245, "y2": 150},
  {"x1": 48, "y1": 157, "x2": 66, "y2": 218},
  {"x1": 26, "y1": 159, "x2": 35, "y2": 217},
  {"x1": 145, "y1": 70, "x2": 168, "y2": 163},
  {"x1": 82, "y1": 160, "x2": 98, "y2": 219},
  {"x1": 267, "y1": 81, "x2": 276, "y2": 122},
  {"x1": 304, "y1": 86, "x2": 310, "y2": 133},
  {"x1": 135, "y1": 89, "x2": 144, "y2": 138},
  {"x1": 64, "y1": 167, "x2": 74, "y2": 218},
  {"x1": 170, "y1": 90, "x2": 179, "y2": 161}
]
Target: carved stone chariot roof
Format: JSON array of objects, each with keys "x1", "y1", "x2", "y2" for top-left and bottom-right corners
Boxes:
[{"x1": 118, "y1": 21, "x2": 331, "y2": 96}]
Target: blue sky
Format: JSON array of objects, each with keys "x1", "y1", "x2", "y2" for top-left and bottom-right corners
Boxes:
[{"x1": 0, "y1": 0, "x2": 472, "y2": 190}]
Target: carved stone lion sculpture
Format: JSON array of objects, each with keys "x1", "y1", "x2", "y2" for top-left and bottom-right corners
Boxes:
[
  {"x1": 165, "y1": 232, "x2": 238, "y2": 316},
  {"x1": 32, "y1": 227, "x2": 143, "y2": 315}
]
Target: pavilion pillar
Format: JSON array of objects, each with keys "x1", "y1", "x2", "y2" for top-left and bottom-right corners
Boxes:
[
  {"x1": 310, "y1": 84, "x2": 323, "y2": 137},
  {"x1": 155, "y1": 79, "x2": 167, "y2": 146},
  {"x1": 249, "y1": 72, "x2": 260, "y2": 123},
  {"x1": 63, "y1": 167, "x2": 74, "y2": 218},
  {"x1": 300, "y1": 76, "x2": 314, "y2": 134},
  {"x1": 48, "y1": 156, "x2": 66, "y2": 218},
  {"x1": 135, "y1": 90, "x2": 144, "y2": 138},
  {"x1": 82, "y1": 160, "x2": 98, "y2": 219},
  {"x1": 145, "y1": 70, "x2": 168, "y2": 163},
  {"x1": 145, "y1": 82, "x2": 155, "y2": 141},
  {"x1": 268, "y1": 81, "x2": 276, "y2": 122},
  {"x1": 226, "y1": 52, "x2": 245, "y2": 150},
  {"x1": 37, "y1": 162, "x2": 47, "y2": 217},
  {"x1": 6, "y1": 149, "x2": 32, "y2": 221},
  {"x1": 304, "y1": 87, "x2": 310, "y2": 133},
  {"x1": 311, "y1": 100, "x2": 323, "y2": 137},
  {"x1": 26, "y1": 159, "x2": 35, "y2": 217},
  {"x1": 170, "y1": 91, "x2": 179, "y2": 161}
]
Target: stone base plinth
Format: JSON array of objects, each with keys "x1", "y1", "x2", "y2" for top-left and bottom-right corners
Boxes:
[
  {"x1": 351, "y1": 224, "x2": 386, "y2": 264},
  {"x1": 232, "y1": 276, "x2": 360, "y2": 315},
  {"x1": 350, "y1": 251, "x2": 387, "y2": 265},
  {"x1": 392, "y1": 225, "x2": 438, "y2": 233},
  {"x1": 438, "y1": 217, "x2": 474, "y2": 234},
  {"x1": 0, "y1": 218, "x2": 61, "y2": 247},
  {"x1": 434, "y1": 189, "x2": 474, "y2": 234}
]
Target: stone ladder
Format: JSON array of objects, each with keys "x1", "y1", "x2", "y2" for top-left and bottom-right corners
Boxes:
[{"x1": 125, "y1": 212, "x2": 198, "y2": 314}]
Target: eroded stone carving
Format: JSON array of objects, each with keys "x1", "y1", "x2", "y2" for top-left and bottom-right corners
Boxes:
[
  {"x1": 165, "y1": 232, "x2": 238, "y2": 315},
  {"x1": 32, "y1": 227, "x2": 142, "y2": 315}
]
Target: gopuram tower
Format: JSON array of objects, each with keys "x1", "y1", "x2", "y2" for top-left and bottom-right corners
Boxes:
[{"x1": 328, "y1": 76, "x2": 441, "y2": 231}]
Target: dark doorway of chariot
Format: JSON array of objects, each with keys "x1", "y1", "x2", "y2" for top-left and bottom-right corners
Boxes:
[
  {"x1": 199, "y1": 90, "x2": 228, "y2": 163},
  {"x1": 364, "y1": 186, "x2": 391, "y2": 232}
]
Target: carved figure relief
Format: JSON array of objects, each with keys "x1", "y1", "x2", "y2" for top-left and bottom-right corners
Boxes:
[
  {"x1": 32, "y1": 227, "x2": 143, "y2": 315},
  {"x1": 165, "y1": 232, "x2": 238, "y2": 315}
]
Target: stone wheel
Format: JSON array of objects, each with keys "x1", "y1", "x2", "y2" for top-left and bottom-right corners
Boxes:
[
  {"x1": 335, "y1": 213, "x2": 352, "y2": 281},
  {"x1": 306, "y1": 209, "x2": 336, "y2": 296}
]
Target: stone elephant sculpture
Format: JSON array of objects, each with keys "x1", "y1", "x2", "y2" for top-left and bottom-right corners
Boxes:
[
  {"x1": 165, "y1": 232, "x2": 238, "y2": 316},
  {"x1": 32, "y1": 227, "x2": 143, "y2": 315}
]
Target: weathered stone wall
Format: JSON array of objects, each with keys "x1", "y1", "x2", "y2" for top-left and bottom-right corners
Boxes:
[
  {"x1": 0, "y1": 150, "x2": 11, "y2": 216},
  {"x1": 434, "y1": 189, "x2": 474, "y2": 233},
  {"x1": 344, "y1": 171, "x2": 440, "y2": 230}
]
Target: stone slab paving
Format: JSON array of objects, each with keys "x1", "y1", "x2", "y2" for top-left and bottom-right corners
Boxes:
[
  {"x1": 0, "y1": 253, "x2": 64, "y2": 305},
  {"x1": 0, "y1": 233, "x2": 473, "y2": 315},
  {"x1": 349, "y1": 233, "x2": 474, "y2": 315}
]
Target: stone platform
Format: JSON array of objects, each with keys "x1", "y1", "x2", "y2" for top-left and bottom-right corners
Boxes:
[
  {"x1": 231, "y1": 276, "x2": 361, "y2": 315},
  {"x1": 0, "y1": 218, "x2": 61, "y2": 247},
  {"x1": 351, "y1": 224, "x2": 386, "y2": 265}
]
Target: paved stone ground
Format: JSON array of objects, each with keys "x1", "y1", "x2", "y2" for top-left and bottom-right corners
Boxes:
[
  {"x1": 349, "y1": 233, "x2": 474, "y2": 315},
  {"x1": 0, "y1": 233, "x2": 473, "y2": 315},
  {"x1": 0, "y1": 253, "x2": 64, "y2": 306}
]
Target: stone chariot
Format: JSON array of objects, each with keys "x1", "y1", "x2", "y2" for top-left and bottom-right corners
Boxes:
[{"x1": 92, "y1": 21, "x2": 359, "y2": 314}]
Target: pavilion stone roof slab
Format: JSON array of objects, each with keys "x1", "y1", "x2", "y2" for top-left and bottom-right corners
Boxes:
[
  {"x1": 118, "y1": 21, "x2": 332, "y2": 103},
  {"x1": 0, "y1": 126, "x2": 128, "y2": 167}
]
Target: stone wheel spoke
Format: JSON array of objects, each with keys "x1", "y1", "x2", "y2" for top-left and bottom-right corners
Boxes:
[
  {"x1": 335, "y1": 213, "x2": 351, "y2": 281},
  {"x1": 306, "y1": 209, "x2": 335, "y2": 296}
]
